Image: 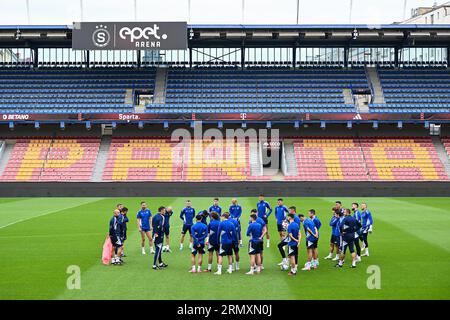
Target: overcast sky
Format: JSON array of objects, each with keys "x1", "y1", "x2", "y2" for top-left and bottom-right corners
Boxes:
[{"x1": 0, "y1": 0, "x2": 444, "y2": 25}]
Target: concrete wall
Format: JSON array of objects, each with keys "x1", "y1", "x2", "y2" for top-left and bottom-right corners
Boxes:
[
  {"x1": 1, "y1": 123, "x2": 446, "y2": 139},
  {"x1": 0, "y1": 181, "x2": 448, "y2": 197}
]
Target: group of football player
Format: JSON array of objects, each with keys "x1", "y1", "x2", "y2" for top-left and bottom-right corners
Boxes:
[{"x1": 107, "y1": 197, "x2": 374, "y2": 275}]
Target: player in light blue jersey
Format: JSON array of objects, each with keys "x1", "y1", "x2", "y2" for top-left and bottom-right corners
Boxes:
[
  {"x1": 360, "y1": 203, "x2": 374, "y2": 257},
  {"x1": 309, "y1": 209, "x2": 322, "y2": 269},
  {"x1": 136, "y1": 201, "x2": 154, "y2": 255}
]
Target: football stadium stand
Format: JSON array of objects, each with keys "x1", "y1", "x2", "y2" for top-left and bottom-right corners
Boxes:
[
  {"x1": 287, "y1": 138, "x2": 369, "y2": 180},
  {"x1": 0, "y1": 66, "x2": 448, "y2": 115},
  {"x1": 360, "y1": 137, "x2": 448, "y2": 180},
  {"x1": 0, "y1": 138, "x2": 100, "y2": 181},
  {"x1": 0, "y1": 137, "x2": 448, "y2": 182},
  {"x1": 147, "y1": 67, "x2": 368, "y2": 113},
  {"x1": 0, "y1": 69, "x2": 155, "y2": 113},
  {"x1": 102, "y1": 138, "x2": 252, "y2": 181},
  {"x1": 443, "y1": 137, "x2": 450, "y2": 157},
  {"x1": 370, "y1": 68, "x2": 450, "y2": 113},
  {"x1": 285, "y1": 137, "x2": 448, "y2": 181}
]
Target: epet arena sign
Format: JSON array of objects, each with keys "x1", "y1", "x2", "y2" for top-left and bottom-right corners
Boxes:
[{"x1": 72, "y1": 22, "x2": 187, "y2": 50}]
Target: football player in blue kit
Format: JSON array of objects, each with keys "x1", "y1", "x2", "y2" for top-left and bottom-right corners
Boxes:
[
  {"x1": 360, "y1": 202, "x2": 374, "y2": 257},
  {"x1": 351, "y1": 203, "x2": 362, "y2": 262},
  {"x1": 136, "y1": 201, "x2": 154, "y2": 255},
  {"x1": 299, "y1": 213, "x2": 319, "y2": 271},
  {"x1": 162, "y1": 206, "x2": 173, "y2": 253},
  {"x1": 229, "y1": 198, "x2": 243, "y2": 247},
  {"x1": 214, "y1": 213, "x2": 236, "y2": 275},
  {"x1": 229, "y1": 213, "x2": 241, "y2": 271},
  {"x1": 309, "y1": 209, "x2": 322, "y2": 269},
  {"x1": 204, "y1": 212, "x2": 220, "y2": 272},
  {"x1": 286, "y1": 213, "x2": 301, "y2": 276},
  {"x1": 276, "y1": 205, "x2": 297, "y2": 267},
  {"x1": 209, "y1": 198, "x2": 222, "y2": 216},
  {"x1": 274, "y1": 198, "x2": 289, "y2": 240},
  {"x1": 257, "y1": 195, "x2": 272, "y2": 248},
  {"x1": 246, "y1": 213, "x2": 265, "y2": 275},
  {"x1": 179, "y1": 200, "x2": 196, "y2": 251},
  {"x1": 190, "y1": 215, "x2": 208, "y2": 273},
  {"x1": 336, "y1": 209, "x2": 361, "y2": 268},
  {"x1": 324, "y1": 208, "x2": 342, "y2": 261}
]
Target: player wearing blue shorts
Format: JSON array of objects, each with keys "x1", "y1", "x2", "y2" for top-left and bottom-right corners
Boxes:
[
  {"x1": 136, "y1": 201, "x2": 154, "y2": 255},
  {"x1": 299, "y1": 213, "x2": 319, "y2": 271},
  {"x1": 337, "y1": 209, "x2": 361, "y2": 268},
  {"x1": 229, "y1": 198, "x2": 243, "y2": 246},
  {"x1": 275, "y1": 198, "x2": 289, "y2": 239},
  {"x1": 252, "y1": 209, "x2": 267, "y2": 270},
  {"x1": 215, "y1": 212, "x2": 236, "y2": 275},
  {"x1": 205, "y1": 212, "x2": 220, "y2": 272},
  {"x1": 162, "y1": 206, "x2": 173, "y2": 253},
  {"x1": 179, "y1": 200, "x2": 195, "y2": 251},
  {"x1": 309, "y1": 209, "x2": 322, "y2": 268},
  {"x1": 246, "y1": 213, "x2": 265, "y2": 275},
  {"x1": 324, "y1": 209, "x2": 342, "y2": 261},
  {"x1": 257, "y1": 195, "x2": 272, "y2": 248},
  {"x1": 229, "y1": 214, "x2": 241, "y2": 271},
  {"x1": 190, "y1": 215, "x2": 208, "y2": 273},
  {"x1": 360, "y1": 202, "x2": 374, "y2": 257},
  {"x1": 286, "y1": 213, "x2": 301, "y2": 276},
  {"x1": 276, "y1": 204, "x2": 294, "y2": 267}
]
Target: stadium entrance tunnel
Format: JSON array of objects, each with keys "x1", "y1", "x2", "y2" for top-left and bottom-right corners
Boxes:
[{"x1": 262, "y1": 140, "x2": 282, "y2": 172}]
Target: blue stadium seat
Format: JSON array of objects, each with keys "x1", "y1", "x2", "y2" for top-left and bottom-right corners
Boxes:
[{"x1": 0, "y1": 68, "x2": 155, "y2": 114}]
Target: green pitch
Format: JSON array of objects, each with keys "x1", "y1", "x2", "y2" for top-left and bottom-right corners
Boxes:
[{"x1": 0, "y1": 197, "x2": 449, "y2": 300}]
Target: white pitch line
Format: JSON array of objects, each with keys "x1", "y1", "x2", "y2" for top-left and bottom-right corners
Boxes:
[{"x1": 0, "y1": 198, "x2": 104, "y2": 230}]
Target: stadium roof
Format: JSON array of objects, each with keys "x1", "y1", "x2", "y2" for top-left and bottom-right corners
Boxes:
[{"x1": 0, "y1": 24, "x2": 449, "y2": 48}]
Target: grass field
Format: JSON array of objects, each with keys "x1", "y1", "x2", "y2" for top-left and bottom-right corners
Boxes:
[{"x1": 0, "y1": 197, "x2": 449, "y2": 300}]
